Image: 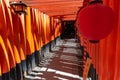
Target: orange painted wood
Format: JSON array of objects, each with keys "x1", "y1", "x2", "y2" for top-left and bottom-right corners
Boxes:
[
  {"x1": 0, "y1": 36, "x2": 10, "y2": 74},
  {"x1": 31, "y1": 9, "x2": 40, "y2": 51},
  {"x1": 11, "y1": 13, "x2": 21, "y2": 63},
  {"x1": 19, "y1": 14, "x2": 27, "y2": 61},
  {"x1": 26, "y1": 7, "x2": 35, "y2": 55},
  {"x1": 1, "y1": 0, "x2": 16, "y2": 69}
]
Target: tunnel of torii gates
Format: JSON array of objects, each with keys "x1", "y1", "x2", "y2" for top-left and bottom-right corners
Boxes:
[{"x1": 0, "y1": 0, "x2": 120, "y2": 80}]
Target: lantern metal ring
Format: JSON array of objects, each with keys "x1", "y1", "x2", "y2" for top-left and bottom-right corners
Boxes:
[{"x1": 9, "y1": 1, "x2": 27, "y2": 15}]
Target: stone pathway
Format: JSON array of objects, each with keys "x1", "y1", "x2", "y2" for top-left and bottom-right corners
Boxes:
[{"x1": 25, "y1": 39, "x2": 90, "y2": 80}]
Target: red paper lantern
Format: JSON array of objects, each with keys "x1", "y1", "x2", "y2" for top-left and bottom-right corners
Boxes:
[{"x1": 78, "y1": 3, "x2": 115, "y2": 40}]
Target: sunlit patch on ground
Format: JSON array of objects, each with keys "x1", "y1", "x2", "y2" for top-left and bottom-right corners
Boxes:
[{"x1": 25, "y1": 39, "x2": 91, "y2": 80}]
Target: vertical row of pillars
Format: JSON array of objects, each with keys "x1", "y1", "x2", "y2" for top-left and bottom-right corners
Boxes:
[{"x1": 1, "y1": 36, "x2": 60, "y2": 80}]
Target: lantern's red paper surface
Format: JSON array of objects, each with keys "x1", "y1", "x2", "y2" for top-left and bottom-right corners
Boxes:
[{"x1": 78, "y1": 3, "x2": 115, "y2": 40}]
